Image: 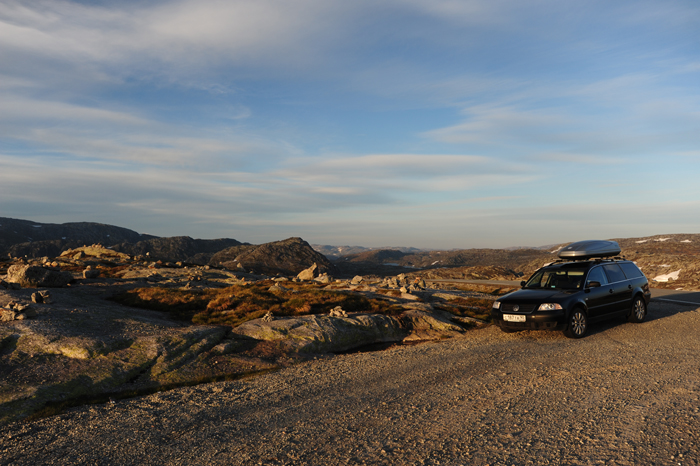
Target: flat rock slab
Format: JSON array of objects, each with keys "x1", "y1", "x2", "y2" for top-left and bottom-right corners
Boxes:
[
  {"x1": 232, "y1": 313, "x2": 408, "y2": 353},
  {"x1": 232, "y1": 309, "x2": 465, "y2": 353}
]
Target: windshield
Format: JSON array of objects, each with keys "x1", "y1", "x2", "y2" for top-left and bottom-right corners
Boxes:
[{"x1": 524, "y1": 267, "x2": 587, "y2": 290}]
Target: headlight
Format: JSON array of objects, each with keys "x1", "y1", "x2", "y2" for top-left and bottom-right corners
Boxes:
[
  {"x1": 538, "y1": 303, "x2": 562, "y2": 311},
  {"x1": 492, "y1": 301, "x2": 501, "y2": 309}
]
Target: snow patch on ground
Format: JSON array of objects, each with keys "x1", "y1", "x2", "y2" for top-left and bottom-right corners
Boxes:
[
  {"x1": 654, "y1": 270, "x2": 681, "y2": 282},
  {"x1": 681, "y1": 240, "x2": 692, "y2": 243},
  {"x1": 654, "y1": 238, "x2": 671, "y2": 242},
  {"x1": 550, "y1": 246, "x2": 563, "y2": 254},
  {"x1": 635, "y1": 240, "x2": 649, "y2": 244},
  {"x1": 431, "y1": 261, "x2": 440, "y2": 266}
]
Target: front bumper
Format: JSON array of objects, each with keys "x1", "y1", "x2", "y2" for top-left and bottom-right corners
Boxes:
[{"x1": 491, "y1": 309, "x2": 567, "y2": 331}]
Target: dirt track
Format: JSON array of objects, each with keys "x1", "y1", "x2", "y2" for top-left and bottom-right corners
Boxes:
[{"x1": 2, "y1": 300, "x2": 700, "y2": 466}]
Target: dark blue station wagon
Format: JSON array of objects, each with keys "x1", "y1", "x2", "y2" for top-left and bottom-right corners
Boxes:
[{"x1": 491, "y1": 240, "x2": 651, "y2": 338}]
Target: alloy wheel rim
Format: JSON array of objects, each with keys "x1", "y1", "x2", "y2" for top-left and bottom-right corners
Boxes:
[
  {"x1": 635, "y1": 300, "x2": 645, "y2": 320},
  {"x1": 572, "y1": 312, "x2": 586, "y2": 335}
]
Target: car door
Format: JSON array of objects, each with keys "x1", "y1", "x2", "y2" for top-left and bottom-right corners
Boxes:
[
  {"x1": 584, "y1": 265, "x2": 611, "y2": 319},
  {"x1": 602, "y1": 263, "x2": 632, "y2": 313}
]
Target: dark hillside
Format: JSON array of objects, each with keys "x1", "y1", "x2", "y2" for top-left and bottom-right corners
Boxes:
[
  {"x1": 335, "y1": 247, "x2": 554, "y2": 277},
  {"x1": 112, "y1": 236, "x2": 245, "y2": 265},
  {"x1": 211, "y1": 237, "x2": 333, "y2": 275},
  {"x1": 0, "y1": 218, "x2": 150, "y2": 257}
]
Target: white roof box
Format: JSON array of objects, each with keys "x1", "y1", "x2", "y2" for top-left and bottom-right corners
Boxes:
[{"x1": 558, "y1": 240, "x2": 621, "y2": 260}]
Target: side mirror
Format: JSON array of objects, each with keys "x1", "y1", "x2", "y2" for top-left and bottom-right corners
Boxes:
[
  {"x1": 520, "y1": 280, "x2": 526, "y2": 287},
  {"x1": 587, "y1": 281, "x2": 601, "y2": 288}
]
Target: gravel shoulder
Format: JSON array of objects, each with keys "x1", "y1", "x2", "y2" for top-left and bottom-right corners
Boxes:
[{"x1": 2, "y1": 300, "x2": 700, "y2": 465}]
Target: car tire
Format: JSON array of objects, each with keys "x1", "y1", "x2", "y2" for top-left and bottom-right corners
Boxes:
[
  {"x1": 563, "y1": 308, "x2": 588, "y2": 339},
  {"x1": 628, "y1": 296, "x2": 646, "y2": 323}
]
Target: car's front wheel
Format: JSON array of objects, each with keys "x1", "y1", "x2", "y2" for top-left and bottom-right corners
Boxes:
[
  {"x1": 563, "y1": 308, "x2": 588, "y2": 339},
  {"x1": 628, "y1": 296, "x2": 647, "y2": 323}
]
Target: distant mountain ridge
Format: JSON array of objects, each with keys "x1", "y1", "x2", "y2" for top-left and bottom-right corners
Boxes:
[
  {"x1": 0, "y1": 217, "x2": 242, "y2": 264},
  {"x1": 0, "y1": 218, "x2": 330, "y2": 274},
  {"x1": 3, "y1": 218, "x2": 700, "y2": 286},
  {"x1": 312, "y1": 244, "x2": 426, "y2": 259},
  {"x1": 0, "y1": 217, "x2": 153, "y2": 258}
]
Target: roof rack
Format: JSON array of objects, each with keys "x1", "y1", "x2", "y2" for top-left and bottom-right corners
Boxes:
[
  {"x1": 557, "y1": 240, "x2": 621, "y2": 260},
  {"x1": 550, "y1": 255, "x2": 625, "y2": 264}
]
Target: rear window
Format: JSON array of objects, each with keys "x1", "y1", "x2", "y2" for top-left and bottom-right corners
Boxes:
[
  {"x1": 619, "y1": 262, "x2": 643, "y2": 279},
  {"x1": 603, "y1": 264, "x2": 626, "y2": 283}
]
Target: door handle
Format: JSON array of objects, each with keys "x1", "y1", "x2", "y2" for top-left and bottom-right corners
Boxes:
[
  {"x1": 609, "y1": 289, "x2": 614, "y2": 294},
  {"x1": 628, "y1": 284, "x2": 632, "y2": 289}
]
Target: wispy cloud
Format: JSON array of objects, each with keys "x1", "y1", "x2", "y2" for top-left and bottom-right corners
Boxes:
[{"x1": 1, "y1": 0, "x2": 699, "y2": 247}]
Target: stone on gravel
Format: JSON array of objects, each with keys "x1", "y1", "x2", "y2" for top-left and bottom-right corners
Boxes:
[{"x1": 1, "y1": 302, "x2": 37, "y2": 321}]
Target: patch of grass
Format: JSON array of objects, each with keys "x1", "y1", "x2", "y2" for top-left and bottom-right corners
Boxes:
[
  {"x1": 111, "y1": 287, "x2": 217, "y2": 321},
  {"x1": 96, "y1": 264, "x2": 131, "y2": 278},
  {"x1": 434, "y1": 296, "x2": 494, "y2": 322},
  {"x1": 112, "y1": 282, "x2": 404, "y2": 327},
  {"x1": 454, "y1": 284, "x2": 517, "y2": 296}
]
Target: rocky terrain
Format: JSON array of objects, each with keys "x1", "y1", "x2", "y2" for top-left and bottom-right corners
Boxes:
[
  {"x1": 6, "y1": 217, "x2": 699, "y2": 288},
  {"x1": 2, "y1": 217, "x2": 700, "y2": 430},
  {"x1": 0, "y1": 244, "x2": 497, "y2": 426}
]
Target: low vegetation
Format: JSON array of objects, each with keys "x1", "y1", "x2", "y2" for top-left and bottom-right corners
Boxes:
[
  {"x1": 111, "y1": 282, "x2": 404, "y2": 327},
  {"x1": 453, "y1": 284, "x2": 518, "y2": 296},
  {"x1": 434, "y1": 296, "x2": 495, "y2": 322}
]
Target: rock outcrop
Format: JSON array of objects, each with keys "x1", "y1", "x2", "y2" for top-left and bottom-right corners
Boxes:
[
  {"x1": 211, "y1": 237, "x2": 333, "y2": 276},
  {"x1": 297, "y1": 263, "x2": 321, "y2": 280}
]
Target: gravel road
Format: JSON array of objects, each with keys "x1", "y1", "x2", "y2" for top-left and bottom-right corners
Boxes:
[{"x1": 2, "y1": 300, "x2": 700, "y2": 466}]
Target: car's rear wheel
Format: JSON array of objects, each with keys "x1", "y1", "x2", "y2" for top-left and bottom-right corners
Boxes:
[
  {"x1": 563, "y1": 308, "x2": 588, "y2": 339},
  {"x1": 628, "y1": 296, "x2": 646, "y2": 323}
]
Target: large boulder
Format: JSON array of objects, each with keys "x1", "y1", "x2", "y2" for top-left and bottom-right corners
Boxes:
[
  {"x1": 296, "y1": 263, "x2": 319, "y2": 280},
  {"x1": 6, "y1": 265, "x2": 73, "y2": 288}
]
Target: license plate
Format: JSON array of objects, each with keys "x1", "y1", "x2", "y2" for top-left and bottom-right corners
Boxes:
[{"x1": 503, "y1": 314, "x2": 526, "y2": 323}]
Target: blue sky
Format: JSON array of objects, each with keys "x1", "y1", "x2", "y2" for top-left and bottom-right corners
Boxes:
[{"x1": 1, "y1": 0, "x2": 699, "y2": 249}]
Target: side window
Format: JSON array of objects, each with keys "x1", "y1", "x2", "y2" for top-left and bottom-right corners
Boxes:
[
  {"x1": 603, "y1": 264, "x2": 626, "y2": 283},
  {"x1": 619, "y1": 262, "x2": 643, "y2": 279},
  {"x1": 586, "y1": 267, "x2": 608, "y2": 287}
]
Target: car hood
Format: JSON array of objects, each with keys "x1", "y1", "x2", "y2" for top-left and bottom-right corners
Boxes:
[{"x1": 499, "y1": 288, "x2": 576, "y2": 303}]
